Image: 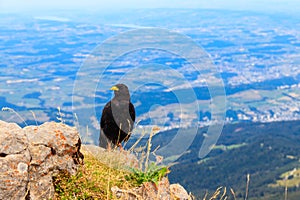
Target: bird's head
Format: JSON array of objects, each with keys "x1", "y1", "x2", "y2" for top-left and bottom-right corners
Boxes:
[{"x1": 110, "y1": 84, "x2": 130, "y2": 100}]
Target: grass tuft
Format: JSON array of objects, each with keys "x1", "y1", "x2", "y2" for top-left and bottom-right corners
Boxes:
[
  {"x1": 203, "y1": 186, "x2": 236, "y2": 200},
  {"x1": 125, "y1": 162, "x2": 170, "y2": 186},
  {"x1": 53, "y1": 153, "x2": 134, "y2": 200}
]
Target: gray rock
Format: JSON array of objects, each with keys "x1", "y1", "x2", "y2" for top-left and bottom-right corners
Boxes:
[
  {"x1": 0, "y1": 120, "x2": 83, "y2": 200},
  {"x1": 0, "y1": 120, "x2": 30, "y2": 200}
]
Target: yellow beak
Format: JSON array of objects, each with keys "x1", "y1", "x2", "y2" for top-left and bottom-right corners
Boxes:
[{"x1": 110, "y1": 86, "x2": 119, "y2": 91}]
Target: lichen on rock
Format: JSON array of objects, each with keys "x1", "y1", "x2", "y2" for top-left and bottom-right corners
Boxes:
[{"x1": 0, "y1": 120, "x2": 83, "y2": 200}]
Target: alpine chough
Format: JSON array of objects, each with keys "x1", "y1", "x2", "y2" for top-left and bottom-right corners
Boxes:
[{"x1": 99, "y1": 84, "x2": 135, "y2": 149}]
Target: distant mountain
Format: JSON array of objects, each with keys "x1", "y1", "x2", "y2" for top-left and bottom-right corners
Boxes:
[{"x1": 127, "y1": 120, "x2": 300, "y2": 199}]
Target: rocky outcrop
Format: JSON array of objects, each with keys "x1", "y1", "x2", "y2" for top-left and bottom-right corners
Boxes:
[
  {"x1": 0, "y1": 120, "x2": 83, "y2": 200},
  {"x1": 1, "y1": 120, "x2": 191, "y2": 200}
]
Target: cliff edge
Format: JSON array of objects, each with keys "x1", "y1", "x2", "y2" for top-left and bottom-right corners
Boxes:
[{"x1": 0, "y1": 121, "x2": 191, "y2": 200}]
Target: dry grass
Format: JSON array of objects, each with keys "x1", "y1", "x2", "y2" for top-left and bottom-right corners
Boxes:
[
  {"x1": 201, "y1": 174, "x2": 252, "y2": 200},
  {"x1": 202, "y1": 186, "x2": 237, "y2": 200},
  {"x1": 53, "y1": 152, "x2": 134, "y2": 200}
]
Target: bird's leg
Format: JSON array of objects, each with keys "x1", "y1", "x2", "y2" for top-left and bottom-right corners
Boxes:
[
  {"x1": 116, "y1": 124, "x2": 124, "y2": 151},
  {"x1": 106, "y1": 142, "x2": 112, "y2": 151},
  {"x1": 118, "y1": 143, "x2": 124, "y2": 151}
]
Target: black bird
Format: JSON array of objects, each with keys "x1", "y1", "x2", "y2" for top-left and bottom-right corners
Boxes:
[{"x1": 99, "y1": 84, "x2": 135, "y2": 149}]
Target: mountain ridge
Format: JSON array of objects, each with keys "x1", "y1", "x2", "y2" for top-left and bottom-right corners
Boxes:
[{"x1": 127, "y1": 120, "x2": 300, "y2": 199}]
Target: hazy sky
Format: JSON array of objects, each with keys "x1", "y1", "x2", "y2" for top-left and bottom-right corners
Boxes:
[{"x1": 1, "y1": 0, "x2": 300, "y2": 13}]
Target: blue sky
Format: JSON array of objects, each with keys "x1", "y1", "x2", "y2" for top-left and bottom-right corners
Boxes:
[{"x1": 1, "y1": 0, "x2": 300, "y2": 13}]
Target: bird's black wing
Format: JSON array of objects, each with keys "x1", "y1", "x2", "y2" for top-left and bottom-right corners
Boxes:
[
  {"x1": 99, "y1": 102, "x2": 114, "y2": 147},
  {"x1": 123, "y1": 102, "x2": 135, "y2": 142},
  {"x1": 129, "y1": 102, "x2": 136, "y2": 124},
  {"x1": 100, "y1": 101, "x2": 122, "y2": 142},
  {"x1": 100, "y1": 101, "x2": 112, "y2": 131}
]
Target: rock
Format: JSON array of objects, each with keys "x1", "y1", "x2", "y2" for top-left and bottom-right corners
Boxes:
[
  {"x1": 170, "y1": 183, "x2": 192, "y2": 200},
  {"x1": 0, "y1": 120, "x2": 31, "y2": 200},
  {"x1": 111, "y1": 177, "x2": 192, "y2": 200},
  {"x1": 111, "y1": 186, "x2": 139, "y2": 200},
  {"x1": 140, "y1": 177, "x2": 171, "y2": 200},
  {"x1": 0, "y1": 120, "x2": 83, "y2": 200}
]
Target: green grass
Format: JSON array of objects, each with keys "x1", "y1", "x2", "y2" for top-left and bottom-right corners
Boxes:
[
  {"x1": 213, "y1": 143, "x2": 247, "y2": 151},
  {"x1": 125, "y1": 163, "x2": 170, "y2": 186},
  {"x1": 269, "y1": 168, "x2": 300, "y2": 188}
]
